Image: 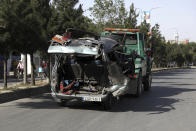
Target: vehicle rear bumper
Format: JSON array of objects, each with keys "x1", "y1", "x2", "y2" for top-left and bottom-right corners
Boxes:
[{"x1": 52, "y1": 92, "x2": 108, "y2": 102}]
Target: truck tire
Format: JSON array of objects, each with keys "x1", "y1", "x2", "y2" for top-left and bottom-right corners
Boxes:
[
  {"x1": 57, "y1": 99, "x2": 67, "y2": 107},
  {"x1": 144, "y1": 73, "x2": 152, "y2": 91},
  {"x1": 103, "y1": 93, "x2": 113, "y2": 110},
  {"x1": 134, "y1": 71, "x2": 142, "y2": 97}
]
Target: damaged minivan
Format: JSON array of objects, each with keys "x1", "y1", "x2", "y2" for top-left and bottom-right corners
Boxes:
[{"x1": 48, "y1": 28, "x2": 147, "y2": 110}]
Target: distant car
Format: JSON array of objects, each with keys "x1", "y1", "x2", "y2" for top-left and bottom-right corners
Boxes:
[
  {"x1": 188, "y1": 63, "x2": 193, "y2": 66},
  {"x1": 168, "y1": 62, "x2": 175, "y2": 67}
]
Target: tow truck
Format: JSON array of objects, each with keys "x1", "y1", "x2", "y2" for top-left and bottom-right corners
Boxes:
[
  {"x1": 47, "y1": 28, "x2": 152, "y2": 110},
  {"x1": 101, "y1": 28, "x2": 152, "y2": 93}
]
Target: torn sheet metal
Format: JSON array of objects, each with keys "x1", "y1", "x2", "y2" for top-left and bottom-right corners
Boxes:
[
  {"x1": 48, "y1": 45, "x2": 99, "y2": 55},
  {"x1": 49, "y1": 33, "x2": 136, "y2": 98},
  {"x1": 48, "y1": 36, "x2": 101, "y2": 55},
  {"x1": 52, "y1": 35, "x2": 68, "y2": 44}
]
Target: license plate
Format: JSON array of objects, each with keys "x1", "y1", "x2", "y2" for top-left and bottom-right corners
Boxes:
[{"x1": 82, "y1": 96, "x2": 101, "y2": 102}]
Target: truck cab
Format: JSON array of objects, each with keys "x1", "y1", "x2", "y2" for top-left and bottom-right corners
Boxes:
[{"x1": 101, "y1": 28, "x2": 152, "y2": 91}]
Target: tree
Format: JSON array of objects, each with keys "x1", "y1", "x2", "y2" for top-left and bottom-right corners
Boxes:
[
  {"x1": 125, "y1": 3, "x2": 139, "y2": 29},
  {"x1": 115, "y1": 0, "x2": 127, "y2": 27},
  {"x1": 89, "y1": 0, "x2": 128, "y2": 32},
  {"x1": 0, "y1": 0, "x2": 14, "y2": 88},
  {"x1": 139, "y1": 20, "x2": 150, "y2": 34},
  {"x1": 89, "y1": 0, "x2": 114, "y2": 30},
  {"x1": 150, "y1": 24, "x2": 167, "y2": 67},
  {"x1": 175, "y1": 45, "x2": 185, "y2": 67},
  {"x1": 52, "y1": 0, "x2": 89, "y2": 34},
  {"x1": 0, "y1": 26, "x2": 10, "y2": 88},
  {"x1": 8, "y1": 0, "x2": 51, "y2": 85},
  {"x1": 139, "y1": 20, "x2": 151, "y2": 48}
]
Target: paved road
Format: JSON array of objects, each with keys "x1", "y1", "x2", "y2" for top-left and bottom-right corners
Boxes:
[{"x1": 0, "y1": 69, "x2": 196, "y2": 131}]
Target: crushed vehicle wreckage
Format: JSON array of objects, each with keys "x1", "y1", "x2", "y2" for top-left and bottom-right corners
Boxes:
[{"x1": 48, "y1": 28, "x2": 151, "y2": 109}]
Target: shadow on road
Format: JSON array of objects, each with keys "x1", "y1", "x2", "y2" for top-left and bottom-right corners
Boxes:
[
  {"x1": 14, "y1": 85, "x2": 196, "y2": 114},
  {"x1": 14, "y1": 68, "x2": 196, "y2": 113},
  {"x1": 110, "y1": 86, "x2": 196, "y2": 114},
  {"x1": 14, "y1": 94, "x2": 63, "y2": 109},
  {"x1": 15, "y1": 94, "x2": 105, "y2": 110}
]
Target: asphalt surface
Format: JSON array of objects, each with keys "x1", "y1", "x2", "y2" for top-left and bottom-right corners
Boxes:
[{"x1": 0, "y1": 68, "x2": 196, "y2": 131}]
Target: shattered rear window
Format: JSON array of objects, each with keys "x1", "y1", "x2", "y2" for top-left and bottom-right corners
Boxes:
[
  {"x1": 103, "y1": 33, "x2": 124, "y2": 43},
  {"x1": 69, "y1": 39, "x2": 98, "y2": 47},
  {"x1": 125, "y1": 34, "x2": 137, "y2": 45}
]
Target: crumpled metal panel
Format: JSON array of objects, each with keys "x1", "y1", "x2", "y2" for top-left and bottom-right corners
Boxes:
[{"x1": 48, "y1": 45, "x2": 99, "y2": 55}]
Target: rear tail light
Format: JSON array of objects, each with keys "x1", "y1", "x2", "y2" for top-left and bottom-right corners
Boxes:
[
  {"x1": 148, "y1": 52, "x2": 151, "y2": 56},
  {"x1": 129, "y1": 74, "x2": 137, "y2": 78},
  {"x1": 60, "y1": 82, "x2": 64, "y2": 92}
]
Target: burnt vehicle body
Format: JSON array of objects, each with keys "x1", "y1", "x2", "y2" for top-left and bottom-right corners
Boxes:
[{"x1": 48, "y1": 29, "x2": 139, "y2": 109}]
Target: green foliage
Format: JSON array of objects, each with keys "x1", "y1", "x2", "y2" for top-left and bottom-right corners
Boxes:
[
  {"x1": 89, "y1": 0, "x2": 128, "y2": 32},
  {"x1": 0, "y1": 0, "x2": 13, "y2": 57},
  {"x1": 124, "y1": 3, "x2": 139, "y2": 29},
  {"x1": 139, "y1": 20, "x2": 151, "y2": 47},
  {"x1": 0, "y1": 0, "x2": 196, "y2": 69},
  {"x1": 53, "y1": 0, "x2": 88, "y2": 34},
  {"x1": 139, "y1": 20, "x2": 150, "y2": 34},
  {"x1": 116, "y1": 1, "x2": 127, "y2": 27},
  {"x1": 2, "y1": 0, "x2": 50, "y2": 54},
  {"x1": 150, "y1": 24, "x2": 167, "y2": 67}
]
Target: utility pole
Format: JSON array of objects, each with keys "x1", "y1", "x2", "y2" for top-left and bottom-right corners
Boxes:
[
  {"x1": 174, "y1": 32, "x2": 179, "y2": 44},
  {"x1": 171, "y1": 28, "x2": 179, "y2": 44}
]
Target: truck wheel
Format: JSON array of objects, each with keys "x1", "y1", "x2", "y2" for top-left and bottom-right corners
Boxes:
[
  {"x1": 144, "y1": 74, "x2": 152, "y2": 91},
  {"x1": 134, "y1": 72, "x2": 142, "y2": 97},
  {"x1": 103, "y1": 93, "x2": 113, "y2": 110},
  {"x1": 57, "y1": 99, "x2": 67, "y2": 107}
]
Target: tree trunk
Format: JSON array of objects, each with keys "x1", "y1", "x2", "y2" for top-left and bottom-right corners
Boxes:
[
  {"x1": 3, "y1": 58, "x2": 7, "y2": 89},
  {"x1": 49, "y1": 54, "x2": 52, "y2": 84},
  {"x1": 23, "y1": 53, "x2": 27, "y2": 84},
  {"x1": 30, "y1": 53, "x2": 35, "y2": 86}
]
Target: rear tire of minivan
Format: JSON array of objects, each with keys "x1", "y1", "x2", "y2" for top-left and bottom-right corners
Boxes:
[
  {"x1": 103, "y1": 93, "x2": 113, "y2": 110},
  {"x1": 144, "y1": 73, "x2": 152, "y2": 91}
]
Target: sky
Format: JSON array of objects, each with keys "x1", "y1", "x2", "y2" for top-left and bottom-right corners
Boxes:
[{"x1": 77, "y1": 0, "x2": 196, "y2": 42}]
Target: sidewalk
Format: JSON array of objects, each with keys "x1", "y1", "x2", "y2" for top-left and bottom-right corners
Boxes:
[
  {"x1": 0, "y1": 76, "x2": 47, "y2": 89},
  {"x1": 0, "y1": 77, "x2": 50, "y2": 103},
  {"x1": 0, "y1": 78, "x2": 23, "y2": 89},
  {"x1": 152, "y1": 66, "x2": 195, "y2": 72}
]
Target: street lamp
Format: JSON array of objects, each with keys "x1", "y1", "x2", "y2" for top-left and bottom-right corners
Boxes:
[
  {"x1": 150, "y1": 7, "x2": 161, "y2": 12},
  {"x1": 136, "y1": 7, "x2": 161, "y2": 24},
  {"x1": 144, "y1": 7, "x2": 161, "y2": 23}
]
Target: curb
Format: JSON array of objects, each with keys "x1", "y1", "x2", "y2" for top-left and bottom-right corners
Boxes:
[
  {"x1": 152, "y1": 67, "x2": 192, "y2": 73},
  {"x1": 0, "y1": 85, "x2": 50, "y2": 104}
]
